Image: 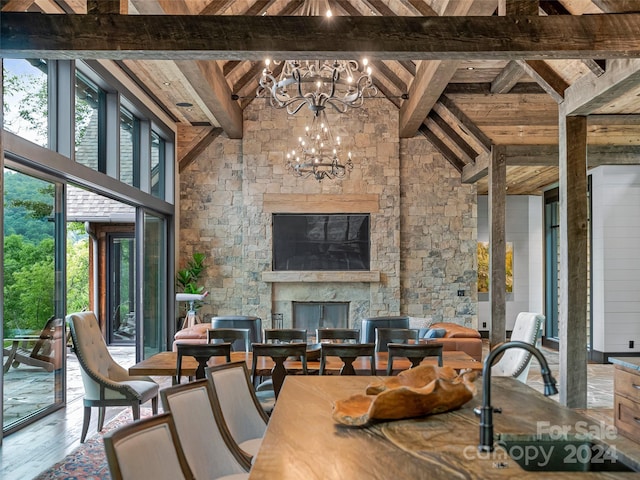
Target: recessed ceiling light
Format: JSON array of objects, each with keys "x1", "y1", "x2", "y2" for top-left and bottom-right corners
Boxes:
[{"x1": 176, "y1": 102, "x2": 193, "y2": 107}]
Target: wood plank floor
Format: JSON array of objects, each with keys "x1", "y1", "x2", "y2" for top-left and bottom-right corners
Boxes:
[{"x1": 1, "y1": 344, "x2": 614, "y2": 479}]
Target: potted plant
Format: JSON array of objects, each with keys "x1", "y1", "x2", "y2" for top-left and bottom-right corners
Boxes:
[
  {"x1": 176, "y1": 252, "x2": 206, "y2": 296},
  {"x1": 176, "y1": 253, "x2": 208, "y2": 327}
]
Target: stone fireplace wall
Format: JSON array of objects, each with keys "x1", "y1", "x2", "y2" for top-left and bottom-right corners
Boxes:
[{"x1": 179, "y1": 97, "x2": 477, "y2": 330}]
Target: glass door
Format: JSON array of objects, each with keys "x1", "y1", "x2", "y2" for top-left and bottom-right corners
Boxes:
[
  {"x1": 3, "y1": 167, "x2": 65, "y2": 433},
  {"x1": 107, "y1": 233, "x2": 136, "y2": 345},
  {"x1": 139, "y1": 211, "x2": 167, "y2": 359},
  {"x1": 544, "y1": 189, "x2": 560, "y2": 342}
]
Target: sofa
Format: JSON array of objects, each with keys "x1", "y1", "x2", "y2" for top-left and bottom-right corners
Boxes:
[
  {"x1": 359, "y1": 316, "x2": 483, "y2": 361},
  {"x1": 173, "y1": 315, "x2": 262, "y2": 351},
  {"x1": 420, "y1": 322, "x2": 483, "y2": 362}
]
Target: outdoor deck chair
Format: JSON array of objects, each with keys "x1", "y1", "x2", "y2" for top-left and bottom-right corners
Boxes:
[{"x1": 3, "y1": 316, "x2": 64, "y2": 373}]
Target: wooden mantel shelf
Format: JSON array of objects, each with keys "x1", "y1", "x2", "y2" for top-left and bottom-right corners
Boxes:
[{"x1": 262, "y1": 271, "x2": 381, "y2": 283}]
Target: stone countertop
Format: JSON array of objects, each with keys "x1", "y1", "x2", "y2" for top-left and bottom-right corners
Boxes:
[
  {"x1": 609, "y1": 356, "x2": 640, "y2": 372},
  {"x1": 250, "y1": 375, "x2": 640, "y2": 479}
]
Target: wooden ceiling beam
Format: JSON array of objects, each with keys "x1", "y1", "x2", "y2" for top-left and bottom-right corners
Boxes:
[
  {"x1": 428, "y1": 110, "x2": 478, "y2": 161},
  {"x1": 563, "y1": 59, "x2": 640, "y2": 116},
  {"x1": 490, "y1": 60, "x2": 524, "y2": 93},
  {"x1": 591, "y1": 0, "x2": 640, "y2": 13},
  {"x1": 462, "y1": 143, "x2": 640, "y2": 184},
  {"x1": 404, "y1": 0, "x2": 437, "y2": 16},
  {"x1": 399, "y1": 60, "x2": 459, "y2": 137},
  {"x1": 462, "y1": 151, "x2": 490, "y2": 184},
  {"x1": 582, "y1": 59, "x2": 606, "y2": 77},
  {"x1": 516, "y1": 60, "x2": 569, "y2": 103},
  {"x1": 178, "y1": 126, "x2": 223, "y2": 173},
  {"x1": 437, "y1": 95, "x2": 492, "y2": 153},
  {"x1": 371, "y1": 60, "x2": 407, "y2": 95},
  {"x1": 445, "y1": 82, "x2": 546, "y2": 95},
  {"x1": 418, "y1": 124, "x2": 466, "y2": 172},
  {"x1": 87, "y1": 0, "x2": 125, "y2": 14},
  {"x1": 5, "y1": 13, "x2": 640, "y2": 60},
  {"x1": 1, "y1": 0, "x2": 34, "y2": 11},
  {"x1": 498, "y1": 0, "x2": 539, "y2": 16},
  {"x1": 174, "y1": 60, "x2": 243, "y2": 138}
]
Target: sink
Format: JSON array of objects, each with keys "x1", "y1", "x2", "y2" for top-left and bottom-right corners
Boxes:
[{"x1": 496, "y1": 434, "x2": 637, "y2": 472}]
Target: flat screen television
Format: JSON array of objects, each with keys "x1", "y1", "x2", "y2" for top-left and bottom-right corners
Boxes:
[{"x1": 272, "y1": 214, "x2": 370, "y2": 271}]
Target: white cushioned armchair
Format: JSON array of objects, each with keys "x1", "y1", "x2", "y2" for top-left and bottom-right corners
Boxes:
[
  {"x1": 491, "y1": 312, "x2": 545, "y2": 383},
  {"x1": 67, "y1": 311, "x2": 159, "y2": 442}
]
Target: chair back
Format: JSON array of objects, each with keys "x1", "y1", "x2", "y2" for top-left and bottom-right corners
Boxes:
[
  {"x1": 251, "y1": 343, "x2": 308, "y2": 398},
  {"x1": 386, "y1": 342, "x2": 444, "y2": 375},
  {"x1": 68, "y1": 311, "x2": 123, "y2": 399},
  {"x1": 491, "y1": 312, "x2": 545, "y2": 382},
  {"x1": 104, "y1": 413, "x2": 194, "y2": 480},
  {"x1": 319, "y1": 343, "x2": 376, "y2": 375},
  {"x1": 207, "y1": 328, "x2": 251, "y2": 352},
  {"x1": 264, "y1": 328, "x2": 307, "y2": 343},
  {"x1": 206, "y1": 362, "x2": 268, "y2": 453},
  {"x1": 175, "y1": 342, "x2": 231, "y2": 383},
  {"x1": 160, "y1": 380, "x2": 251, "y2": 478},
  {"x1": 359, "y1": 316, "x2": 410, "y2": 344},
  {"x1": 375, "y1": 328, "x2": 419, "y2": 352},
  {"x1": 209, "y1": 315, "x2": 263, "y2": 345},
  {"x1": 316, "y1": 328, "x2": 360, "y2": 344}
]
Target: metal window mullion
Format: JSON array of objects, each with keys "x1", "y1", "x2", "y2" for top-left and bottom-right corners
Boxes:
[
  {"x1": 50, "y1": 60, "x2": 75, "y2": 159},
  {"x1": 105, "y1": 92, "x2": 119, "y2": 179},
  {"x1": 138, "y1": 120, "x2": 151, "y2": 193}
]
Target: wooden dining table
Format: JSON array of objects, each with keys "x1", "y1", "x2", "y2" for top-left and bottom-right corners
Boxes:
[{"x1": 128, "y1": 349, "x2": 481, "y2": 379}]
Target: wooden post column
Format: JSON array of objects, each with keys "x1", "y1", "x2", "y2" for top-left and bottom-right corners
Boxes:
[
  {"x1": 559, "y1": 114, "x2": 588, "y2": 408},
  {"x1": 489, "y1": 145, "x2": 507, "y2": 348}
]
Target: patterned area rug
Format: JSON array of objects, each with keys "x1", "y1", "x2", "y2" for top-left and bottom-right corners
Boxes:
[{"x1": 32, "y1": 408, "x2": 152, "y2": 480}]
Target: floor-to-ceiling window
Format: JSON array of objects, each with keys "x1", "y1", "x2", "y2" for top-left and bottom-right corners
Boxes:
[
  {"x1": 2, "y1": 166, "x2": 65, "y2": 434},
  {"x1": 140, "y1": 211, "x2": 167, "y2": 360},
  {"x1": 544, "y1": 184, "x2": 592, "y2": 351},
  {"x1": 544, "y1": 188, "x2": 560, "y2": 344},
  {"x1": 2, "y1": 57, "x2": 175, "y2": 436}
]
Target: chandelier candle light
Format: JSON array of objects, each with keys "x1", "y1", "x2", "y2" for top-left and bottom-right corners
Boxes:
[
  {"x1": 257, "y1": 1, "x2": 374, "y2": 182},
  {"x1": 256, "y1": 2, "x2": 377, "y2": 116},
  {"x1": 285, "y1": 109, "x2": 353, "y2": 182}
]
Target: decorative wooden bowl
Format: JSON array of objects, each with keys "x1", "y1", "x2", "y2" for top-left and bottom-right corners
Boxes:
[{"x1": 332, "y1": 365, "x2": 477, "y2": 426}]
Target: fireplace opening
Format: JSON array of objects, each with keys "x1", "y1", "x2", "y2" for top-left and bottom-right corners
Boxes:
[
  {"x1": 272, "y1": 213, "x2": 370, "y2": 271},
  {"x1": 292, "y1": 301, "x2": 349, "y2": 342}
]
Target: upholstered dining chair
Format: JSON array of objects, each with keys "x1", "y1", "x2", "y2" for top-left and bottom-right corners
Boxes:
[
  {"x1": 206, "y1": 361, "x2": 269, "y2": 461},
  {"x1": 319, "y1": 343, "x2": 376, "y2": 375},
  {"x1": 207, "y1": 328, "x2": 251, "y2": 352},
  {"x1": 104, "y1": 413, "x2": 194, "y2": 480},
  {"x1": 386, "y1": 342, "x2": 444, "y2": 375},
  {"x1": 374, "y1": 328, "x2": 420, "y2": 352},
  {"x1": 175, "y1": 342, "x2": 231, "y2": 384},
  {"x1": 67, "y1": 311, "x2": 159, "y2": 443},
  {"x1": 316, "y1": 328, "x2": 360, "y2": 344},
  {"x1": 160, "y1": 379, "x2": 251, "y2": 479},
  {"x1": 491, "y1": 312, "x2": 545, "y2": 383},
  {"x1": 251, "y1": 343, "x2": 308, "y2": 399}
]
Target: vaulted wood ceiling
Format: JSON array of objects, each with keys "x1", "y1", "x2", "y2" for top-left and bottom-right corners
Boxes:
[{"x1": 3, "y1": 0, "x2": 640, "y2": 195}]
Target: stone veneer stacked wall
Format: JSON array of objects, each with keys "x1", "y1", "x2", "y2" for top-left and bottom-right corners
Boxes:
[{"x1": 179, "y1": 97, "x2": 477, "y2": 330}]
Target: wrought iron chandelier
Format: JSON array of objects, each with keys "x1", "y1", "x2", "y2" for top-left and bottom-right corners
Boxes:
[
  {"x1": 285, "y1": 109, "x2": 353, "y2": 182},
  {"x1": 256, "y1": 1, "x2": 377, "y2": 115}
]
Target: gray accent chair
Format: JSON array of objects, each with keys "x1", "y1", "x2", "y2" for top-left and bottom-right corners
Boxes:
[{"x1": 359, "y1": 316, "x2": 410, "y2": 351}]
